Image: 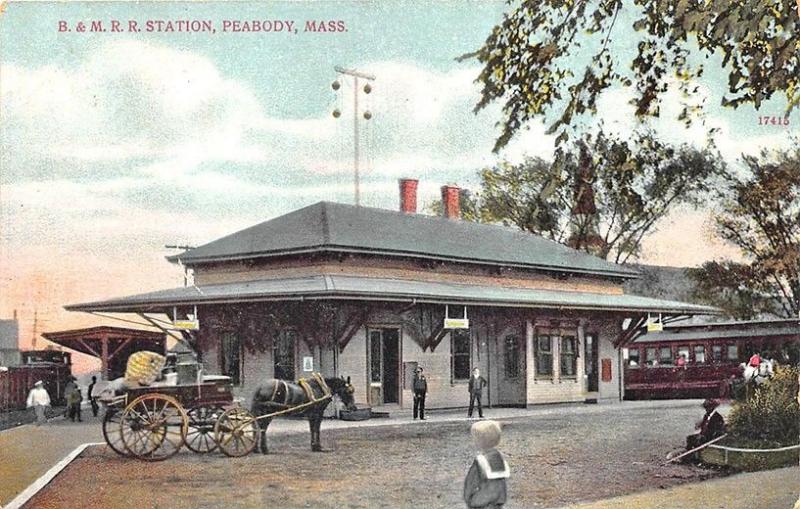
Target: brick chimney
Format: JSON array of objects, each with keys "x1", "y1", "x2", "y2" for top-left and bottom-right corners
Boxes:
[
  {"x1": 399, "y1": 178, "x2": 418, "y2": 213},
  {"x1": 441, "y1": 185, "x2": 461, "y2": 219}
]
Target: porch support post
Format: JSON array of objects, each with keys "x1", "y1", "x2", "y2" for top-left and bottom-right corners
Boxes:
[
  {"x1": 101, "y1": 333, "x2": 109, "y2": 381},
  {"x1": 525, "y1": 319, "x2": 535, "y2": 405},
  {"x1": 578, "y1": 320, "x2": 587, "y2": 394},
  {"x1": 552, "y1": 330, "x2": 561, "y2": 382}
]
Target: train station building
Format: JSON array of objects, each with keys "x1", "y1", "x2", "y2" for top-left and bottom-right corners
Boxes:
[{"x1": 67, "y1": 181, "x2": 715, "y2": 411}]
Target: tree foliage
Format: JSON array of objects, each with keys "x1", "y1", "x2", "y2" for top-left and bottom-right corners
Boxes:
[
  {"x1": 687, "y1": 261, "x2": 781, "y2": 320},
  {"x1": 426, "y1": 188, "x2": 485, "y2": 223},
  {"x1": 462, "y1": 0, "x2": 800, "y2": 151},
  {"x1": 431, "y1": 130, "x2": 724, "y2": 263},
  {"x1": 728, "y1": 365, "x2": 800, "y2": 445},
  {"x1": 690, "y1": 145, "x2": 800, "y2": 318}
]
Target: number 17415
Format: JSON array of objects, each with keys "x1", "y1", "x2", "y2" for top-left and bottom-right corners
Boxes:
[{"x1": 758, "y1": 116, "x2": 790, "y2": 126}]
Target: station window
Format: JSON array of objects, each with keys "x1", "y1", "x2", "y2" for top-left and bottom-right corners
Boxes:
[
  {"x1": 273, "y1": 330, "x2": 296, "y2": 381},
  {"x1": 535, "y1": 335, "x2": 553, "y2": 378},
  {"x1": 712, "y1": 345, "x2": 723, "y2": 362},
  {"x1": 504, "y1": 335, "x2": 520, "y2": 379},
  {"x1": 659, "y1": 347, "x2": 674, "y2": 366},
  {"x1": 451, "y1": 329, "x2": 471, "y2": 381},
  {"x1": 560, "y1": 336, "x2": 577, "y2": 378},
  {"x1": 645, "y1": 347, "x2": 658, "y2": 366},
  {"x1": 220, "y1": 331, "x2": 242, "y2": 385},
  {"x1": 627, "y1": 348, "x2": 640, "y2": 368},
  {"x1": 727, "y1": 344, "x2": 739, "y2": 361},
  {"x1": 694, "y1": 345, "x2": 706, "y2": 363},
  {"x1": 369, "y1": 330, "x2": 382, "y2": 383}
]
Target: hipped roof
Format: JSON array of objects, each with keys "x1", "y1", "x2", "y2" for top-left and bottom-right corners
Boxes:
[{"x1": 167, "y1": 201, "x2": 639, "y2": 280}]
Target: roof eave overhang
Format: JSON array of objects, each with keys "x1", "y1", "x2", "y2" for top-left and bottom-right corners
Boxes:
[
  {"x1": 167, "y1": 246, "x2": 639, "y2": 280},
  {"x1": 66, "y1": 290, "x2": 718, "y2": 317}
]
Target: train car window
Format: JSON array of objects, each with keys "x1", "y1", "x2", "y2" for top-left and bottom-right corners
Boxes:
[
  {"x1": 727, "y1": 344, "x2": 739, "y2": 361},
  {"x1": 628, "y1": 348, "x2": 640, "y2": 368},
  {"x1": 677, "y1": 346, "x2": 690, "y2": 365},
  {"x1": 694, "y1": 345, "x2": 706, "y2": 363},
  {"x1": 712, "y1": 345, "x2": 723, "y2": 362},
  {"x1": 645, "y1": 347, "x2": 658, "y2": 366},
  {"x1": 659, "y1": 347, "x2": 673, "y2": 366}
]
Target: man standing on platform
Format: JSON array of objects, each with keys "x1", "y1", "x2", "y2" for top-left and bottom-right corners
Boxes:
[
  {"x1": 26, "y1": 380, "x2": 51, "y2": 425},
  {"x1": 468, "y1": 368, "x2": 488, "y2": 419},
  {"x1": 88, "y1": 376, "x2": 99, "y2": 417},
  {"x1": 412, "y1": 366, "x2": 428, "y2": 420}
]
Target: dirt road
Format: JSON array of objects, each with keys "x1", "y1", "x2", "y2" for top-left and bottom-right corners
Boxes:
[{"x1": 22, "y1": 403, "x2": 721, "y2": 509}]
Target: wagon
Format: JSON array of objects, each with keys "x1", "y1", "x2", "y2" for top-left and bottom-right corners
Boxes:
[{"x1": 100, "y1": 373, "x2": 235, "y2": 461}]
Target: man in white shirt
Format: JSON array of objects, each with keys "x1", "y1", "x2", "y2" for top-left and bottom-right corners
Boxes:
[{"x1": 26, "y1": 380, "x2": 51, "y2": 425}]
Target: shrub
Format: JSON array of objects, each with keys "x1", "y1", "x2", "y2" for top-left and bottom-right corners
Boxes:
[{"x1": 727, "y1": 366, "x2": 799, "y2": 445}]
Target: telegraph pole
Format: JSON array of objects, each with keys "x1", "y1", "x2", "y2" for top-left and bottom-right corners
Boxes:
[
  {"x1": 332, "y1": 66, "x2": 375, "y2": 207},
  {"x1": 31, "y1": 310, "x2": 38, "y2": 350}
]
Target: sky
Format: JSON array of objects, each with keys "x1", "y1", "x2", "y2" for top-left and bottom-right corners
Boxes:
[{"x1": 0, "y1": 1, "x2": 795, "y2": 372}]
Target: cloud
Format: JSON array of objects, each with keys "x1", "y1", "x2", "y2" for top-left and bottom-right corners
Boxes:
[
  {"x1": 3, "y1": 42, "x2": 535, "y2": 190},
  {"x1": 1, "y1": 39, "x2": 268, "y2": 183},
  {"x1": 1, "y1": 36, "x2": 788, "y2": 295}
]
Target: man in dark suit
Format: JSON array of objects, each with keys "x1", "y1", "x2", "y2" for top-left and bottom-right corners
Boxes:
[
  {"x1": 87, "y1": 376, "x2": 99, "y2": 417},
  {"x1": 685, "y1": 398, "x2": 725, "y2": 462},
  {"x1": 468, "y1": 367, "x2": 488, "y2": 418},
  {"x1": 412, "y1": 367, "x2": 428, "y2": 420}
]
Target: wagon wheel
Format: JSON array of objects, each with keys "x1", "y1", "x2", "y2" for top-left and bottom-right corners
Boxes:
[
  {"x1": 214, "y1": 407, "x2": 259, "y2": 457},
  {"x1": 101, "y1": 407, "x2": 129, "y2": 457},
  {"x1": 120, "y1": 393, "x2": 188, "y2": 461},
  {"x1": 185, "y1": 405, "x2": 222, "y2": 454}
]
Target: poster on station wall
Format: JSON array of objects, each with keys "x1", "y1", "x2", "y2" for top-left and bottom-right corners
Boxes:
[{"x1": 2, "y1": 1, "x2": 799, "y2": 509}]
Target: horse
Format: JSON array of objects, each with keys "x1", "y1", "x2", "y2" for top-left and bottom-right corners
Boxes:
[
  {"x1": 741, "y1": 358, "x2": 774, "y2": 386},
  {"x1": 739, "y1": 359, "x2": 774, "y2": 400},
  {"x1": 250, "y1": 374, "x2": 356, "y2": 454}
]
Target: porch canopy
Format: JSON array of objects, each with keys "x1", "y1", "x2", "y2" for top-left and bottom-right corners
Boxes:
[
  {"x1": 66, "y1": 275, "x2": 718, "y2": 347},
  {"x1": 42, "y1": 326, "x2": 166, "y2": 380}
]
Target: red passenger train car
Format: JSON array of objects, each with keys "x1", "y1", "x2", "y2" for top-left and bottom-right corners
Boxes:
[{"x1": 624, "y1": 319, "x2": 800, "y2": 400}]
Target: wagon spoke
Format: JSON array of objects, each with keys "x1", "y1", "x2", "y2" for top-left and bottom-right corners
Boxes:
[
  {"x1": 214, "y1": 407, "x2": 257, "y2": 457},
  {"x1": 102, "y1": 410, "x2": 129, "y2": 457},
  {"x1": 121, "y1": 394, "x2": 187, "y2": 461},
  {"x1": 154, "y1": 398, "x2": 168, "y2": 422},
  {"x1": 138, "y1": 400, "x2": 153, "y2": 421},
  {"x1": 127, "y1": 407, "x2": 149, "y2": 425}
]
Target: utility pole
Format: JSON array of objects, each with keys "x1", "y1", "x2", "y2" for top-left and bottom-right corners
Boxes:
[
  {"x1": 332, "y1": 66, "x2": 375, "y2": 207},
  {"x1": 32, "y1": 309, "x2": 38, "y2": 350}
]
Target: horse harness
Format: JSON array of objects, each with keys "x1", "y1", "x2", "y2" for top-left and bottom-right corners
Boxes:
[{"x1": 261, "y1": 373, "x2": 333, "y2": 414}]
